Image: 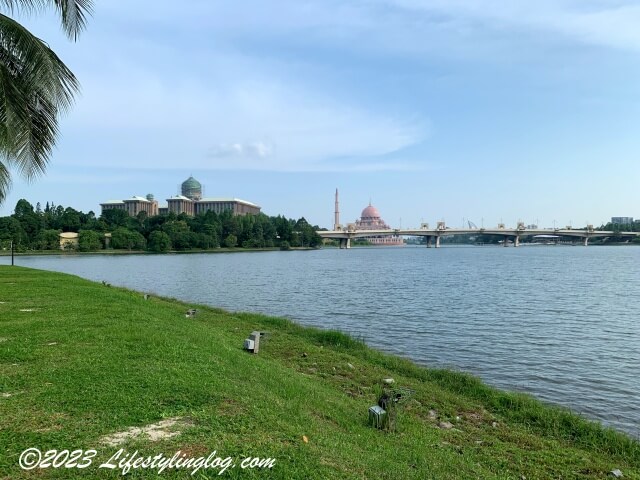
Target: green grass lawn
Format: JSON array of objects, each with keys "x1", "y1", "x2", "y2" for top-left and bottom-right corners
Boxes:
[{"x1": 1, "y1": 266, "x2": 638, "y2": 479}]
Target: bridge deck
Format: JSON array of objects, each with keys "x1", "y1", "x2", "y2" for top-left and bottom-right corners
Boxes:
[{"x1": 318, "y1": 228, "x2": 638, "y2": 239}]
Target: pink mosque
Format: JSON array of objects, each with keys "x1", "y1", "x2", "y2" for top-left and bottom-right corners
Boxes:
[
  {"x1": 334, "y1": 189, "x2": 404, "y2": 246},
  {"x1": 355, "y1": 203, "x2": 404, "y2": 246}
]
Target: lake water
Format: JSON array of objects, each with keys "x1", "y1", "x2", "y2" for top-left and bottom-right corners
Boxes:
[{"x1": 3, "y1": 246, "x2": 639, "y2": 437}]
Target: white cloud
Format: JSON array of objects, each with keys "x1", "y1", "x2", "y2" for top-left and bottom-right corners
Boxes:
[
  {"x1": 39, "y1": 0, "x2": 640, "y2": 176},
  {"x1": 208, "y1": 142, "x2": 274, "y2": 159},
  {"x1": 56, "y1": 49, "x2": 429, "y2": 172},
  {"x1": 108, "y1": 0, "x2": 640, "y2": 53},
  {"x1": 380, "y1": 0, "x2": 640, "y2": 52}
]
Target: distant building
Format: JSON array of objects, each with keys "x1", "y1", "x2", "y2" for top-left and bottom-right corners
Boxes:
[
  {"x1": 355, "y1": 203, "x2": 403, "y2": 246},
  {"x1": 181, "y1": 176, "x2": 202, "y2": 201},
  {"x1": 101, "y1": 176, "x2": 260, "y2": 217},
  {"x1": 167, "y1": 195, "x2": 194, "y2": 216},
  {"x1": 195, "y1": 198, "x2": 260, "y2": 216},
  {"x1": 59, "y1": 232, "x2": 79, "y2": 250},
  {"x1": 166, "y1": 196, "x2": 260, "y2": 217},
  {"x1": 100, "y1": 200, "x2": 125, "y2": 212},
  {"x1": 101, "y1": 194, "x2": 158, "y2": 217},
  {"x1": 611, "y1": 217, "x2": 634, "y2": 225}
]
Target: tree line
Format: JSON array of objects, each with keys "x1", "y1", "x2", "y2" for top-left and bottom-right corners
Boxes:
[
  {"x1": 596, "y1": 221, "x2": 640, "y2": 243},
  {"x1": 0, "y1": 199, "x2": 323, "y2": 252}
]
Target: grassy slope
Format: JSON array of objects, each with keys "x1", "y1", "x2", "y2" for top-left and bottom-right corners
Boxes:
[{"x1": 0, "y1": 266, "x2": 638, "y2": 479}]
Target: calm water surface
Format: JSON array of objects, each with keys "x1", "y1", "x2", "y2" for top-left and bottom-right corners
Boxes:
[{"x1": 3, "y1": 246, "x2": 639, "y2": 437}]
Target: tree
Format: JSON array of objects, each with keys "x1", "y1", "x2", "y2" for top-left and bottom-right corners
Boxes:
[
  {"x1": 223, "y1": 234, "x2": 237, "y2": 248},
  {"x1": 100, "y1": 208, "x2": 129, "y2": 228},
  {"x1": 111, "y1": 227, "x2": 146, "y2": 250},
  {"x1": 12, "y1": 198, "x2": 41, "y2": 243},
  {"x1": 0, "y1": 215, "x2": 25, "y2": 247},
  {"x1": 13, "y1": 198, "x2": 33, "y2": 216},
  {"x1": 279, "y1": 240, "x2": 290, "y2": 251},
  {"x1": 78, "y1": 229, "x2": 101, "y2": 251},
  {"x1": 0, "y1": 1, "x2": 93, "y2": 205},
  {"x1": 59, "y1": 207, "x2": 81, "y2": 231},
  {"x1": 148, "y1": 230, "x2": 171, "y2": 253},
  {"x1": 34, "y1": 228, "x2": 60, "y2": 249}
]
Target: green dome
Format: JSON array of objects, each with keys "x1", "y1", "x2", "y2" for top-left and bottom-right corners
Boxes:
[
  {"x1": 182, "y1": 176, "x2": 201, "y2": 189},
  {"x1": 181, "y1": 176, "x2": 202, "y2": 200}
]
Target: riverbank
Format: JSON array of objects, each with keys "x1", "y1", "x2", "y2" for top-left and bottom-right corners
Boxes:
[
  {"x1": 0, "y1": 246, "x2": 317, "y2": 257},
  {"x1": 1, "y1": 266, "x2": 638, "y2": 479}
]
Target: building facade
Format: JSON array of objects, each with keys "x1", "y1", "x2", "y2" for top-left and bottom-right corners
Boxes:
[
  {"x1": 611, "y1": 217, "x2": 634, "y2": 225},
  {"x1": 101, "y1": 177, "x2": 260, "y2": 218},
  {"x1": 101, "y1": 194, "x2": 158, "y2": 217},
  {"x1": 195, "y1": 199, "x2": 261, "y2": 216},
  {"x1": 167, "y1": 195, "x2": 194, "y2": 216},
  {"x1": 59, "y1": 232, "x2": 79, "y2": 250}
]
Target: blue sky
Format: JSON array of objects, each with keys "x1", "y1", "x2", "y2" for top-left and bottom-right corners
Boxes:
[{"x1": 2, "y1": 0, "x2": 639, "y2": 229}]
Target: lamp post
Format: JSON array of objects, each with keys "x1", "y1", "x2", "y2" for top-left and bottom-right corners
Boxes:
[{"x1": 10, "y1": 239, "x2": 14, "y2": 266}]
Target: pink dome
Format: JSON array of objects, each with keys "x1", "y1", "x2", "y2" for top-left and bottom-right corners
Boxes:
[{"x1": 361, "y1": 204, "x2": 381, "y2": 219}]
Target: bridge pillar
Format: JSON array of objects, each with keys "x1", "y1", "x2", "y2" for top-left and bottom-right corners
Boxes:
[
  {"x1": 514, "y1": 235, "x2": 520, "y2": 247},
  {"x1": 503, "y1": 236, "x2": 509, "y2": 247},
  {"x1": 426, "y1": 236, "x2": 432, "y2": 248},
  {"x1": 583, "y1": 236, "x2": 589, "y2": 247},
  {"x1": 346, "y1": 238, "x2": 351, "y2": 249},
  {"x1": 435, "y1": 236, "x2": 440, "y2": 248}
]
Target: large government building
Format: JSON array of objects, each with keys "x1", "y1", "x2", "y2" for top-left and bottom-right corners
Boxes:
[{"x1": 100, "y1": 176, "x2": 261, "y2": 217}]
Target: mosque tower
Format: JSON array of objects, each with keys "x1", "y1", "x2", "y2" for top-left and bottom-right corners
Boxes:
[{"x1": 334, "y1": 188, "x2": 340, "y2": 230}]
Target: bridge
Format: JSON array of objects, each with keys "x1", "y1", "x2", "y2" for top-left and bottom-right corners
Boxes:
[{"x1": 318, "y1": 221, "x2": 639, "y2": 249}]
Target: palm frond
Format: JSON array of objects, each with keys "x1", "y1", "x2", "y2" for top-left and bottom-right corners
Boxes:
[
  {"x1": 54, "y1": 0, "x2": 93, "y2": 40},
  {"x1": 13, "y1": 90, "x2": 58, "y2": 179},
  {"x1": 0, "y1": 0, "x2": 93, "y2": 40},
  {"x1": 0, "y1": 12, "x2": 79, "y2": 181},
  {"x1": 0, "y1": 160, "x2": 11, "y2": 205},
  {"x1": 0, "y1": 1, "x2": 41, "y2": 14}
]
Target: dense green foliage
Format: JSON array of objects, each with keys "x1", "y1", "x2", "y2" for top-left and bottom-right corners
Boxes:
[
  {"x1": 147, "y1": 230, "x2": 171, "y2": 253},
  {"x1": 0, "y1": 199, "x2": 322, "y2": 252},
  {"x1": 598, "y1": 221, "x2": 640, "y2": 243},
  {"x1": 0, "y1": 1, "x2": 92, "y2": 204},
  {"x1": 77, "y1": 230, "x2": 101, "y2": 251},
  {"x1": 1, "y1": 266, "x2": 639, "y2": 479}
]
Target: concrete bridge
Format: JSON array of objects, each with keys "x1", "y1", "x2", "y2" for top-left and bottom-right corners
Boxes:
[{"x1": 318, "y1": 221, "x2": 639, "y2": 249}]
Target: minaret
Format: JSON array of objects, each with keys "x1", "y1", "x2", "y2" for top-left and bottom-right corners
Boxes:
[{"x1": 334, "y1": 188, "x2": 340, "y2": 230}]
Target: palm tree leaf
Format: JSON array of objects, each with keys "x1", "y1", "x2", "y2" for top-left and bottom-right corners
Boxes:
[
  {"x1": 53, "y1": 0, "x2": 93, "y2": 40},
  {"x1": 0, "y1": 1, "x2": 41, "y2": 14},
  {"x1": 13, "y1": 90, "x2": 58, "y2": 179},
  {"x1": 0, "y1": 55, "x2": 29, "y2": 157},
  {"x1": 0, "y1": 12, "x2": 79, "y2": 180},
  {"x1": 0, "y1": 14, "x2": 79, "y2": 109},
  {"x1": 0, "y1": 0, "x2": 93, "y2": 40},
  {"x1": 0, "y1": 1, "x2": 89, "y2": 203},
  {"x1": 0, "y1": 160, "x2": 11, "y2": 204}
]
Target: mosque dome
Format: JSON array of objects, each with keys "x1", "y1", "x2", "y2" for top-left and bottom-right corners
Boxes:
[
  {"x1": 181, "y1": 176, "x2": 202, "y2": 200},
  {"x1": 354, "y1": 200, "x2": 403, "y2": 245},
  {"x1": 361, "y1": 204, "x2": 381, "y2": 219}
]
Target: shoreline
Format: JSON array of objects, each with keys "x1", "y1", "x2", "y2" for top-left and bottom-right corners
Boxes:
[
  {"x1": 1, "y1": 265, "x2": 638, "y2": 479},
  {"x1": 0, "y1": 246, "x2": 318, "y2": 257},
  {"x1": 1, "y1": 242, "x2": 637, "y2": 258}
]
